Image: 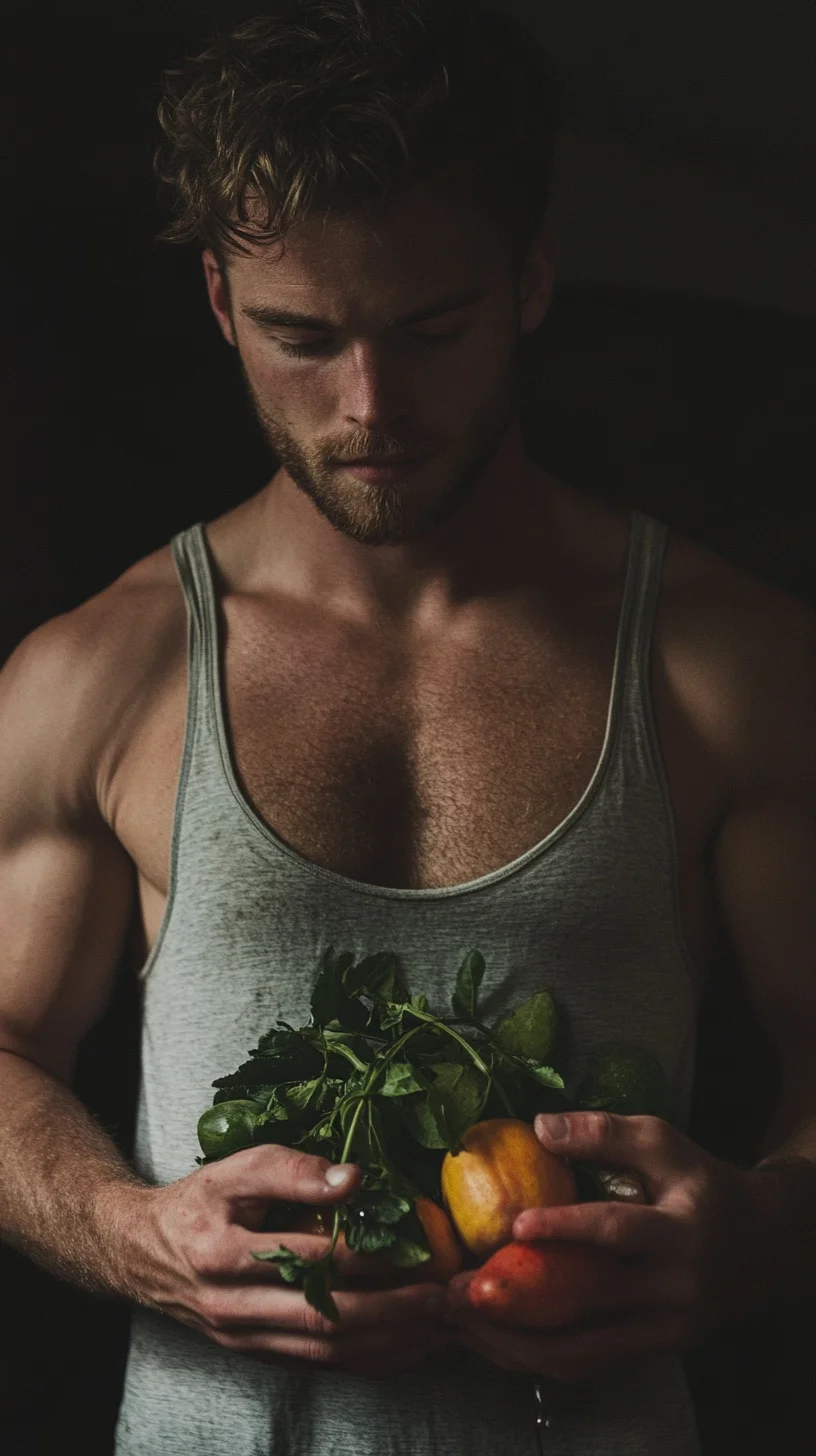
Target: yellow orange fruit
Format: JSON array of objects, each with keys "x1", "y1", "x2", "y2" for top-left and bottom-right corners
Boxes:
[
  {"x1": 441, "y1": 1117, "x2": 577, "y2": 1259},
  {"x1": 405, "y1": 1196, "x2": 463, "y2": 1282}
]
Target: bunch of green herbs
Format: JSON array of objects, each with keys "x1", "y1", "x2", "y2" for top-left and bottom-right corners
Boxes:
[{"x1": 196, "y1": 947, "x2": 671, "y2": 1320}]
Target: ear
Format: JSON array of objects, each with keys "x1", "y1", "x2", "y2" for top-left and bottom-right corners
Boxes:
[
  {"x1": 518, "y1": 222, "x2": 557, "y2": 336},
  {"x1": 202, "y1": 249, "x2": 238, "y2": 347}
]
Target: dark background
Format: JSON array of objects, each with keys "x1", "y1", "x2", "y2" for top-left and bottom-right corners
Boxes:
[{"x1": 2, "y1": 1, "x2": 815, "y2": 1452}]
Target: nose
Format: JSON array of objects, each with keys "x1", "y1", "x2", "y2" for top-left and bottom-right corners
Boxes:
[{"x1": 341, "y1": 338, "x2": 411, "y2": 433}]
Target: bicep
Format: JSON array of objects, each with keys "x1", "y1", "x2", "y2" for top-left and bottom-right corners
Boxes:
[
  {"x1": 0, "y1": 620, "x2": 137, "y2": 1083},
  {"x1": 0, "y1": 822, "x2": 135, "y2": 1083}
]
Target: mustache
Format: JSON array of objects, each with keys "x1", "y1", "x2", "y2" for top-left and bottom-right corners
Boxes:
[{"x1": 328, "y1": 440, "x2": 425, "y2": 463}]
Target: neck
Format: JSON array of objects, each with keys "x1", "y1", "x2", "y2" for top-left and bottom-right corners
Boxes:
[{"x1": 230, "y1": 417, "x2": 571, "y2": 630}]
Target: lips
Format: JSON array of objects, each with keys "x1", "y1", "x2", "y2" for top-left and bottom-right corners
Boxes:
[{"x1": 336, "y1": 454, "x2": 429, "y2": 483}]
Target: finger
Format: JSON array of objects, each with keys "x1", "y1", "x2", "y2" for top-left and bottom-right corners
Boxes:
[
  {"x1": 445, "y1": 1269, "x2": 477, "y2": 1310},
  {"x1": 453, "y1": 1307, "x2": 683, "y2": 1383},
  {"x1": 200, "y1": 1145, "x2": 361, "y2": 1207},
  {"x1": 534, "y1": 1112, "x2": 701, "y2": 1200},
  {"x1": 237, "y1": 1230, "x2": 395, "y2": 1284},
  {"x1": 512, "y1": 1200, "x2": 688, "y2": 1259},
  {"x1": 202, "y1": 1277, "x2": 447, "y2": 1333}
]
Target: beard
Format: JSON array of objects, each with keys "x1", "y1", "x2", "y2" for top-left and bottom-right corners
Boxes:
[{"x1": 235, "y1": 347, "x2": 520, "y2": 547}]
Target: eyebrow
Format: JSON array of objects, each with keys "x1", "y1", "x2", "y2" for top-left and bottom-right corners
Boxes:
[{"x1": 239, "y1": 284, "x2": 489, "y2": 332}]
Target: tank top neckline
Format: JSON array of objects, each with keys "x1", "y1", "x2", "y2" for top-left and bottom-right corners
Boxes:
[{"x1": 182, "y1": 508, "x2": 654, "y2": 902}]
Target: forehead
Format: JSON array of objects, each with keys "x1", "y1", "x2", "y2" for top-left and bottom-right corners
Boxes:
[{"x1": 227, "y1": 186, "x2": 508, "y2": 315}]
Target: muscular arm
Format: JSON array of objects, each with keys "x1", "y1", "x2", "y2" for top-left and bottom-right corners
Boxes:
[
  {"x1": 0, "y1": 616, "x2": 146, "y2": 1297},
  {"x1": 0, "y1": 599, "x2": 447, "y2": 1377},
  {"x1": 711, "y1": 592, "x2": 816, "y2": 1300}
]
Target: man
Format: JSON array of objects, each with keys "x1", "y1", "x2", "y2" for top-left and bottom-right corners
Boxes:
[{"x1": 1, "y1": 1, "x2": 815, "y2": 1452}]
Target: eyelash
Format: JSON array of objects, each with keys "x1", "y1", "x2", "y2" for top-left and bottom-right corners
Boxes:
[{"x1": 275, "y1": 328, "x2": 466, "y2": 360}]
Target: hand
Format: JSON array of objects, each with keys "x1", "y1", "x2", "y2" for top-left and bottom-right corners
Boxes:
[
  {"x1": 445, "y1": 1109, "x2": 766, "y2": 1383},
  {"x1": 128, "y1": 1145, "x2": 450, "y2": 1380}
]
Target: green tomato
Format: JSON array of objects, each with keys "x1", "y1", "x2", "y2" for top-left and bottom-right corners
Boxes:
[
  {"x1": 575, "y1": 1043, "x2": 673, "y2": 1121},
  {"x1": 197, "y1": 1099, "x2": 261, "y2": 1159}
]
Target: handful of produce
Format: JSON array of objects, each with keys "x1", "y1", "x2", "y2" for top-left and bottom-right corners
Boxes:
[{"x1": 197, "y1": 947, "x2": 672, "y2": 1321}]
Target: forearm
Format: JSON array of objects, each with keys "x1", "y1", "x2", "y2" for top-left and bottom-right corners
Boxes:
[{"x1": 0, "y1": 1047, "x2": 152, "y2": 1301}]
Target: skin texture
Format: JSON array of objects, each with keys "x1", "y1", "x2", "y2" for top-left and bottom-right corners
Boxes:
[{"x1": 2, "y1": 181, "x2": 816, "y2": 1385}]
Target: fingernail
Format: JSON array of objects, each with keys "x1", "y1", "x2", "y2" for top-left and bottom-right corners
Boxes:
[
  {"x1": 325, "y1": 1162, "x2": 354, "y2": 1187},
  {"x1": 536, "y1": 1113, "x2": 568, "y2": 1142}
]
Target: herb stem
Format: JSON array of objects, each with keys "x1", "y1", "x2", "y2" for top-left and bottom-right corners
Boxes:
[
  {"x1": 326, "y1": 1025, "x2": 426, "y2": 1259},
  {"x1": 404, "y1": 1008, "x2": 516, "y2": 1116},
  {"x1": 324, "y1": 1040, "x2": 370, "y2": 1073}
]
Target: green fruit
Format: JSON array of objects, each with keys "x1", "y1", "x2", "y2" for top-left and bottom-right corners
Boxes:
[
  {"x1": 575, "y1": 1043, "x2": 673, "y2": 1121},
  {"x1": 493, "y1": 991, "x2": 558, "y2": 1062},
  {"x1": 197, "y1": 1099, "x2": 261, "y2": 1158}
]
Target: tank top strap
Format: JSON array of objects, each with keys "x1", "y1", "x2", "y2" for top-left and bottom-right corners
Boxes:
[
  {"x1": 612, "y1": 507, "x2": 670, "y2": 768},
  {"x1": 170, "y1": 521, "x2": 221, "y2": 753}
]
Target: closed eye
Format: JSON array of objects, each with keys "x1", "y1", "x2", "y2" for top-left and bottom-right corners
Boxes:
[{"x1": 275, "y1": 327, "x2": 467, "y2": 360}]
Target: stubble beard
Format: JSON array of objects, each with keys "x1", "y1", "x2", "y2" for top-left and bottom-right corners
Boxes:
[{"x1": 236, "y1": 352, "x2": 520, "y2": 547}]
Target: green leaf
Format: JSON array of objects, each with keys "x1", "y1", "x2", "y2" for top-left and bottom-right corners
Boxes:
[
  {"x1": 303, "y1": 1260, "x2": 340, "y2": 1322},
  {"x1": 389, "y1": 1232, "x2": 432, "y2": 1268},
  {"x1": 251, "y1": 1245, "x2": 313, "y2": 1281},
  {"x1": 280, "y1": 1078, "x2": 323, "y2": 1120},
  {"x1": 398, "y1": 1082, "x2": 452, "y2": 1150},
  {"x1": 213, "y1": 1083, "x2": 276, "y2": 1107},
  {"x1": 213, "y1": 1041, "x2": 323, "y2": 1092},
  {"x1": 346, "y1": 1220, "x2": 397, "y2": 1254},
  {"x1": 343, "y1": 952, "x2": 404, "y2": 1004},
  {"x1": 387, "y1": 1203, "x2": 432, "y2": 1268},
  {"x1": 250, "y1": 1027, "x2": 320, "y2": 1060},
  {"x1": 493, "y1": 991, "x2": 558, "y2": 1062},
  {"x1": 396, "y1": 1059, "x2": 487, "y2": 1150},
  {"x1": 451, "y1": 950, "x2": 485, "y2": 1022},
  {"x1": 310, "y1": 947, "x2": 367, "y2": 1030},
  {"x1": 344, "y1": 1188, "x2": 411, "y2": 1254},
  {"x1": 518, "y1": 1058, "x2": 565, "y2": 1090},
  {"x1": 497, "y1": 1058, "x2": 569, "y2": 1123},
  {"x1": 428, "y1": 1061, "x2": 485, "y2": 1141},
  {"x1": 378, "y1": 1002, "x2": 406, "y2": 1031},
  {"x1": 364, "y1": 1190, "x2": 412, "y2": 1225},
  {"x1": 323, "y1": 1032, "x2": 373, "y2": 1075},
  {"x1": 304, "y1": 1120, "x2": 344, "y2": 1159},
  {"x1": 251, "y1": 1247, "x2": 340, "y2": 1323},
  {"x1": 377, "y1": 1061, "x2": 425, "y2": 1098}
]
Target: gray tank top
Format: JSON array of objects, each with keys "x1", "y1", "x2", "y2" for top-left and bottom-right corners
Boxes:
[{"x1": 114, "y1": 510, "x2": 704, "y2": 1456}]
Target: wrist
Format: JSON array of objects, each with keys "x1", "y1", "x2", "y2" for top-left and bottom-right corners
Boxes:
[{"x1": 90, "y1": 1176, "x2": 159, "y2": 1306}]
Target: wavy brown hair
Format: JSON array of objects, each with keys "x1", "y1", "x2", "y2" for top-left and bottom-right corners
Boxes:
[{"x1": 153, "y1": 0, "x2": 559, "y2": 271}]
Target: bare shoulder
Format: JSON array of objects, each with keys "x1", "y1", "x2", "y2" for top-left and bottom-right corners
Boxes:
[
  {"x1": 0, "y1": 542, "x2": 187, "y2": 824},
  {"x1": 658, "y1": 523, "x2": 816, "y2": 796}
]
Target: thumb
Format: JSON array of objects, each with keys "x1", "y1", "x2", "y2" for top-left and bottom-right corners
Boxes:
[
  {"x1": 205, "y1": 1144, "x2": 361, "y2": 1207},
  {"x1": 534, "y1": 1110, "x2": 699, "y2": 1202}
]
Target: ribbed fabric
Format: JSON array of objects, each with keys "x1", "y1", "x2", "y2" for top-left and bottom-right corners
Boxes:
[{"x1": 114, "y1": 510, "x2": 703, "y2": 1455}]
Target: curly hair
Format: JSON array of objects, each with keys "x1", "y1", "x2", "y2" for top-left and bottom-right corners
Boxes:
[{"x1": 153, "y1": 0, "x2": 560, "y2": 269}]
